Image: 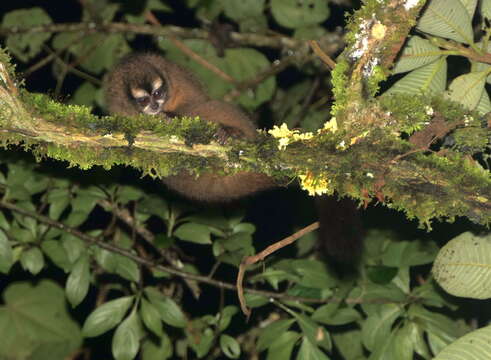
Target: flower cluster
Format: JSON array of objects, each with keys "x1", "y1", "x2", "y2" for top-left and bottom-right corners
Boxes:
[{"x1": 298, "y1": 171, "x2": 332, "y2": 196}]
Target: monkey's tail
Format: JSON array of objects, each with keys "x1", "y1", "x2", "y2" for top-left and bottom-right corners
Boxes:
[{"x1": 315, "y1": 195, "x2": 364, "y2": 263}]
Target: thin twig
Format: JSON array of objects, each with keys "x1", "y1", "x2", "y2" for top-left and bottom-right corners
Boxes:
[
  {"x1": 0, "y1": 23, "x2": 313, "y2": 50},
  {"x1": 0, "y1": 200, "x2": 325, "y2": 304},
  {"x1": 237, "y1": 221, "x2": 320, "y2": 317},
  {"x1": 224, "y1": 53, "x2": 314, "y2": 102},
  {"x1": 145, "y1": 11, "x2": 236, "y2": 84},
  {"x1": 309, "y1": 40, "x2": 337, "y2": 70}
]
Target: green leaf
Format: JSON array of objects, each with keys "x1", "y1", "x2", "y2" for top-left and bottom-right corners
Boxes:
[
  {"x1": 391, "y1": 324, "x2": 416, "y2": 360},
  {"x1": 218, "y1": 305, "x2": 238, "y2": 332},
  {"x1": 112, "y1": 309, "x2": 143, "y2": 360},
  {"x1": 460, "y1": 0, "x2": 478, "y2": 17},
  {"x1": 0, "y1": 280, "x2": 82, "y2": 360},
  {"x1": 47, "y1": 189, "x2": 70, "y2": 220},
  {"x1": 220, "y1": 334, "x2": 241, "y2": 359},
  {"x1": 0, "y1": 211, "x2": 10, "y2": 230},
  {"x1": 141, "y1": 335, "x2": 173, "y2": 360},
  {"x1": 482, "y1": 0, "x2": 491, "y2": 19},
  {"x1": 257, "y1": 319, "x2": 295, "y2": 351},
  {"x1": 66, "y1": 255, "x2": 90, "y2": 307},
  {"x1": 140, "y1": 298, "x2": 163, "y2": 337},
  {"x1": 174, "y1": 222, "x2": 212, "y2": 244},
  {"x1": 332, "y1": 329, "x2": 364, "y2": 360},
  {"x1": 271, "y1": 0, "x2": 329, "y2": 29},
  {"x1": 445, "y1": 71, "x2": 487, "y2": 110},
  {"x1": 223, "y1": 0, "x2": 265, "y2": 20},
  {"x1": 144, "y1": 287, "x2": 187, "y2": 328},
  {"x1": 433, "y1": 232, "x2": 491, "y2": 299},
  {"x1": 385, "y1": 56, "x2": 447, "y2": 96},
  {"x1": 409, "y1": 305, "x2": 461, "y2": 353},
  {"x1": 94, "y1": 248, "x2": 140, "y2": 282},
  {"x1": 434, "y1": 324, "x2": 491, "y2": 360},
  {"x1": 0, "y1": 229, "x2": 14, "y2": 274},
  {"x1": 361, "y1": 304, "x2": 403, "y2": 351},
  {"x1": 20, "y1": 247, "x2": 44, "y2": 275},
  {"x1": 2, "y1": 8, "x2": 52, "y2": 62},
  {"x1": 187, "y1": 326, "x2": 214, "y2": 357},
  {"x1": 416, "y1": 0, "x2": 473, "y2": 44},
  {"x1": 117, "y1": 185, "x2": 144, "y2": 204},
  {"x1": 159, "y1": 39, "x2": 275, "y2": 109},
  {"x1": 313, "y1": 306, "x2": 361, "y2": 326},
  {"x1": 382, "y1": 240, "x2": 438, "y2": 267},
  {"x1": 82, "y1": 296, "x2": 134, "y2": 337},
  {"x1": 266, "y1": 331, "x2": 301, "y2": 360},
  {"x1": 367, "y1": 265, "x2": 398, "y2": 285},
  {"x1": 41, "y1": 240, "x2": 71, "y2": 272},
  {"x1": 392, "y1": 36, "x2": 442, "y2": 74},
  {"x1": 296, "y1": 337, "x2": 330, "y2": 360},
  {"x1": 70, "y1": 82, "x2": 97, "y2": 107},
  {"x1": 476, "y1": 89, "x2": 491, "y2": 114}
]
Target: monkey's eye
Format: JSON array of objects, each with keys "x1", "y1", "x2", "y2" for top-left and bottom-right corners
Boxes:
[
  {"x1": 152, "y1": 88, "x2": 163, "y2": 99},
  {"x1": 135, "y1": 96, "x2": 149, "y2": 107}
]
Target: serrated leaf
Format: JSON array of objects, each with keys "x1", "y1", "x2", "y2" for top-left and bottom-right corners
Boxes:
[
  {"x1": 112, "y1": 309, "x2": 143, "y2": 360},
  {"x1": 445, "y1": 71, "x2": 487, "y2": 110},
  {"x1": 0, "y1": 229, "x2": 13, "y2": 274},
  {"x1": 220, "y1": 334, "x2": 241, "y2": 359},
  {"x1": 433, "y1": 232, "x2": 491, "y2": 299},
  {"x1": 0, "y1": 280, "x2": 82, "y2": 360},
  {"x1": 139, "y1": 298, "x2": 163, "y2": 337},
  {"x1": 434, "y1": 324, "x2": 491, "y2": 360},
  {"x1": 66, "y1": 255, "x2": 90, "y2": 307},
  {"x1": 174, "y1": 223, "x2": 212, "y2": 244},
  {"x1": 385, "y1": 57, "x2": 447, "y2": 96},
  {"x1": 82, "y1": 296, "x2": 134, "y2": 337},
  {"x1": 271, "y1": 0, "x2": 329, "y2": 29},
  {"x1": 392, "y1": 36, "x2": 442, "y2": 74},
  {"x1": 416, "y1": 0, "x2": 474, "y2": 44},
  {"x1": 2, "y1": 8, "x2": 52, "y2": 62},
  {"x1": 20, "y1": 247, "x2": 44, "y2": 275}
]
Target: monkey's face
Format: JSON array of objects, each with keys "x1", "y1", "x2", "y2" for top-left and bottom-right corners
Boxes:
[{"x1": 130, "y1": 77, "x2": 167, "y2": 115}]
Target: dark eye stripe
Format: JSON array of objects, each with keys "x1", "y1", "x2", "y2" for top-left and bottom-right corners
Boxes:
[{"x1": 136, "y1": 97, "x2": 149, "y2": 106}]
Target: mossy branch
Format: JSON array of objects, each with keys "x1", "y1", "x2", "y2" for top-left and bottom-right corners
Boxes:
[{"x1": 0, "y1": 0, "x2": 489, "y2": 229}]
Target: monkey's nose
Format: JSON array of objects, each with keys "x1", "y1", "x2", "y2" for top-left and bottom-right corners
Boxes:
[{"x1": 150, "y1": 102, "x2": 160, "y2": 110}]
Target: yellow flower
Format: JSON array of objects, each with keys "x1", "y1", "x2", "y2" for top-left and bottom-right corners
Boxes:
[
  {"x1": 298, "y1": 172, "x2": 331, "y2": 196},
  {"x1": 269, "y1": 124, "x2": 314, "y2": 150},
  {"x1": 321, "y1": 118, "x2": 338, "y2": 133}
]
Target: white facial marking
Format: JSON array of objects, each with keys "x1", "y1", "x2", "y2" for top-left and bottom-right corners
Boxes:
[
  {"x1": 131, "y1": 88, "x2": 148, "y2": 99},
  {"x1": 152, "y1": 77, "x2": 163, "y2": 91}
]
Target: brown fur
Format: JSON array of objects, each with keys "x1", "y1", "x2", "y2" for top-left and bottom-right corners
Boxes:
[{"x1": 104, "y1": 53, "x2": 275, "y2": 201}]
